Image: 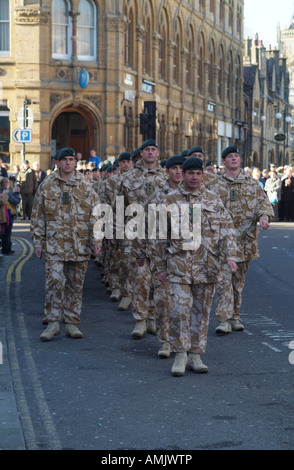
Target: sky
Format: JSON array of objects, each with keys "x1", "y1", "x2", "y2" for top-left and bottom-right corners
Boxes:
[{"x1": 244, "y1": 0, "x2": 294, "y2": 48}]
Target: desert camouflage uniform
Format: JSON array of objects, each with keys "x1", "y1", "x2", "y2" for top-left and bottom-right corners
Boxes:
[
  {"x1": 150, "y1": 180, "x2": 175, "y2": 345},
  {"x1": 30, "y1": 170, "x2": 101, "y2": 324},
  {"x1": 208, "y1": 169, "x2": 274, "y2": 322},
  {"x1": 117, "y1": 159, "x2": 168, "y2": 324},
  {"x1": 152, "y1": 181, "x2": 238, "y2": 354}
]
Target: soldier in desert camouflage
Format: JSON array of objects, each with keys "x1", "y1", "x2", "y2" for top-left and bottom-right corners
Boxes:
[
  {"x1": 117, "y1": 139, "x2": 168, "y2": 340},
  {"x1": 150, "y1": 155, "x2": 185, "y2": 358},
  {"x1": 154, "y1": 157, "x2": 238, "y2": 377},
  {"x1": 30, "y1": 148, "x2": 101, "y2": 342},
  {"x1": 208, "y1": 146, "x2": 274, "y2": 335}
]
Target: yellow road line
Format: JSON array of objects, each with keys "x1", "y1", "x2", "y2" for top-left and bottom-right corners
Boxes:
[
  {"x1": 15, "y1": 240, "x2": 34, "y2": 283},
  {"x1": 6, "y1": 237, "x2": 34, "y2": 284}
]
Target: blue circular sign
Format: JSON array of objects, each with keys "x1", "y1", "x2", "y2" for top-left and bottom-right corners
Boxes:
[{"x1": 79, "y1": 69, "x2": 89, "y2": 89}]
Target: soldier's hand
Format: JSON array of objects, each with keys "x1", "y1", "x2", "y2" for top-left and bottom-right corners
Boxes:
[
  {"x1": 35, "y1": 248, "x2": 43, "y2": 259},
  {"x1": 259, "y1": 219, "x2": 269, "y2": 230},
  {"x1": 136, "y1": 258, "x2": 145, "y2": 267},
  {"x1": 158, "y1": 272, "x2": 167, "y2": 285},
  {"x1": 227, "y1": 259, "x2": 238, "y2": 273},
  {"x1": 94, "y1": 245, "x2": 101, "y2": 255}
]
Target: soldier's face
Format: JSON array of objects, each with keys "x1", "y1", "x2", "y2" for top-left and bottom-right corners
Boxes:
[
  {"x1": 119, "y1": 159, "x2": 133, "y2": 173},
  {"x1": 183, "y1": 169, "x2": 203, "y2": 192},
  {"x1": 141, "y1": 146, "x2": 159, "y2": 165},
  {"x1": 59, "y1": 156, "x2": 76, "y2": 176},
  {"x1": 166, "y1": 165, "x2": 183, "y2": 184},
  {"x1": 222, "y1": 153, "x2": 241, "y2": 171}
]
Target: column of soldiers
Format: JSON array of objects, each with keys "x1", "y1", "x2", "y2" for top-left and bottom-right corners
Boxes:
[{"x1": 32, "y1": 141, "x2": 274, "y2": 378}]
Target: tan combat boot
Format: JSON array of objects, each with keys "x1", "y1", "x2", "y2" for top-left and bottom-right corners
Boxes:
[
  {"x1": 230, "y1": 318, "x2": 244, "y2": 331},
  {"x1": 171, "y1": 352, "x2": 187, "y2": 377},
  {"x1": 118, "y1": 296, "x2": 132, "y2": 311},
  {"x1": 110, "y1": 289, "x2": 121, "y2": 302},
  {"x1": 131, "y1": 320, "x2": 146, "y2": 339},
  {"x1": 158, "y1": 342, "x2": 171, "y2": 359},
  {"x1": 65, "y1": 324, "x2": 83, "y2": 339},
  {"x1": 186, "y1": 353, "x2": 208, "y2": 374},
  {"x1": 40, "y1": 321, "x2": 60, "y2": 342},
  {"x1": 215, "y1": 320, "x2": 232, "y2": 335},
  {"x1": 146, "y1": 318, "x2": 156, "y2": 335}
]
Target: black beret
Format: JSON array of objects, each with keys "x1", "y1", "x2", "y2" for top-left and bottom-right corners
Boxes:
[
  {"x1": 140, "y1": 139, "x2": 158, "y2": 150},
  {"x1": 180, "y1": 149, "x2": 190, "y2": 157},
  {"x1": 221, "y1": 146, "x2": 239, "y2": 159},
  {"x1": 205, "y1": 161, "x2": 214, "y2": 167},
  {"x1": 118, "y1": 152, "x2": 131, "y2": 162},
  {"x1": 187, "y1": 147, "x2": 203, "y2": 156},
  {"x1": 182, "y1": 157, "x2": 203, "y2": 172},
  {"x1": 100, "y1": 162, "x2": 112, "y2": 172},
  {"x1": 55, "y1": 147, "x2": 75, "y2": 161},
  {"x1": 131, "y1": 148, "x2": 141, "y2": 160},
  {"x1": 160, "y1": 160, "x2": 167, "y2": 168},
  {"x1": 166, "y1": 155, "x2": 186, "y2": 169}
]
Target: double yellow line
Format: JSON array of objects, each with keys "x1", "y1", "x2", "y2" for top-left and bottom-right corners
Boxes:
[{"x1": 6, "y1": 237, "x2": 34, "y2": 284}]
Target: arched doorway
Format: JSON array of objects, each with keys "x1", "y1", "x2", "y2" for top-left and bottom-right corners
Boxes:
[{"x1": 51, "y1": 106, "x2": 99, "y2": 160}]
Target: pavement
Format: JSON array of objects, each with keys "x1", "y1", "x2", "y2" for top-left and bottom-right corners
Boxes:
[{"x1": 0, "y1": 240, "x2": 26, "y2": 450}]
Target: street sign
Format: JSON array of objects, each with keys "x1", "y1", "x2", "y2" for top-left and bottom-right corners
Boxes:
[
  {"x1": 17, "y1": 107, "x2": 34, "y2": 129},
  {"x1": 12, "y1": 128, "x2": 32, "y2": 143},
  {"x1": 274, "y1": 133, "x2": 286, "y2": 142}
]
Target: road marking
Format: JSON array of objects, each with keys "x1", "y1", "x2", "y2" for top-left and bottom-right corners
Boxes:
[
  {"x1": 6, "y1": 238, "x2": 34, "y2": 283},
  {"x1": 262, "y1": 342, "x2": 282, "y2": 353},
  {"x1": 3, "y1": 236, "x2": 62, "y2": 449}
]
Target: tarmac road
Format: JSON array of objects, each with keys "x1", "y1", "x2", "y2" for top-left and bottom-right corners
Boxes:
[{"x1": 1, "y1": 220, "x2": 294, "y2": 454}]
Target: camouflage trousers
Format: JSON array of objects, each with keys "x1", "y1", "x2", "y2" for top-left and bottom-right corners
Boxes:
[
  {"x1": 153, "y1": 280, "x2": 170, "y2": 343},
  {"x1": 215, "y1": 261, "x2": 250, "y2": 322},
  {"x1": 169, "y1": 282, "x2": 215, "y2": 354},
  {"x1": 44, "y1": 259, "x2": 88, "y2": 324},
  {"x1": 132, "y1": 258, "x2": 155, "y2": 321},
  {"x1": 118, "y1": 245, "x2": 136, "y2": 297},
  {"x1": 108, "y1": 241, "x2": 120, "y2": 290}
]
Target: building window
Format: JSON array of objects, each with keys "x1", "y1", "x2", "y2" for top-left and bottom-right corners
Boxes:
[
  {"x1": 0, "y1": 0, "x2": 9, "y2": 56},
  {"x1": 52, "y1": 0, "x2": 72, "y2": 59},
  {"x1": 77, "y1": 0, "x2": 97, "y2": 60}
]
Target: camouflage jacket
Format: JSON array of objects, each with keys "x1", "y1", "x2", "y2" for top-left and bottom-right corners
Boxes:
[
  {"x1": 117, "y1": 160, "x2": 168, "y2": 258},
  {"x1": 208, "y1": 169, "x2": 274, "y2": 261},
  {"x1": 151, "y1": 181, "x2": 238, "y2": 284},
  {"x1": 30, "y1": 170, "x2": 101, "y2": 261}
]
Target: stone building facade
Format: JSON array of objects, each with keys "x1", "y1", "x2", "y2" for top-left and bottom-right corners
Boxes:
[
  {"x1": 243, "y1": 35, "x2": 293, "y2": 169},
  {"x1": 0, "y1": 0, "x2": 244, "y2": 170}
]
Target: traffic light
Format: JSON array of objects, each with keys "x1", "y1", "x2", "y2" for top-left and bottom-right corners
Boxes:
[{"x1": 139, "y1": 101, "x2": 156, "y2": 139}]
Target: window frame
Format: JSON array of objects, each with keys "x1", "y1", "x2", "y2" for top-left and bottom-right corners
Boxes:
[
  {"x1": 0, "y1": 0, "x2": 10, "y2": 57},
  {"x1": 52, "y1": 0, "x2": 72, "y2": 60},
  {"x1": 77, "y1": 0, "x2": 97, "y2": 62}
]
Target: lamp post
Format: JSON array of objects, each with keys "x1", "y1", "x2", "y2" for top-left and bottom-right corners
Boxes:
[{"x1": 275, "y1": 108, "x2": 292, "y2": 166}]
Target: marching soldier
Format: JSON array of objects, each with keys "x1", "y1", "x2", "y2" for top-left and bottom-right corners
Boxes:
[
  {"x1": 117, "y1": 139, "x2": 168, "y2": 339},
  {"x1": 151, "y1": 155, "x2": 185, "y2": 358},
  {"x1": 154, "y1": 157, "x2": 238, "y2": 376},
  {"x1": 208, "y1": 146, "x2": 274, "y2": 334},
  {"x1": 30, "y1": 148, "x2": 101, "y2": 341}
]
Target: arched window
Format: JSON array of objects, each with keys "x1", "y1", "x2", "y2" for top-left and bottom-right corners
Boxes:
[
  {"x1": 208, "y1": 39, "x2": 216, "y2": 98},
  {"x1": 198, "y1": 33, "x2": 205, "y2": 94},
  {"x1": 77, "y1": 0, "x2": 97, "y2": 60},
  {"x1": 124, "y1": 6, "x2": 136, "y2": 68},
  {"x1": 0, "y1": 0, "x2": 9, "y2": 56},
  {"x1": 52, "y1": 0, "x2": 72, "y2": 59},
  {"x1": 159, "y1": 9, "x2": 168, "y2": 80},
  {"x1": 186, "y1": 25, "x2": 194, "y2": 91},
  {"x1": 227, "y1": 50, "x2": 233, "y2": 105},
  {"x1": 218, "y1": 45, "x2": 225, "y2": 102}
]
